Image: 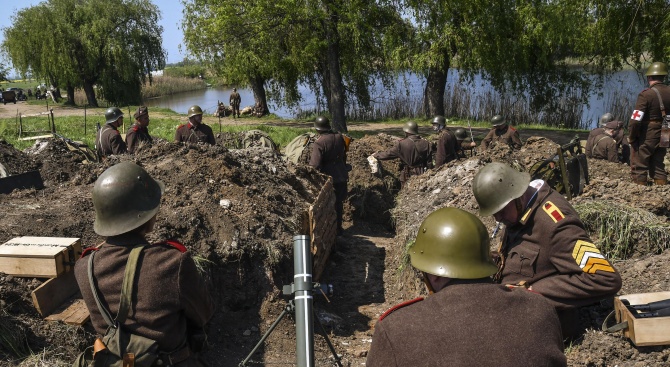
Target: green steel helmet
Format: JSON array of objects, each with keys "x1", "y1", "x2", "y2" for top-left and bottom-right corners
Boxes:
[
  {"x1": 645, "y1": 62, "x2": 668, "y2": 77},
  {"x1": 403, "y1": 121, "x2": 419, "y2": 135},
  {"x1": 410, "y1": 207, "x2": 498, "y2": 279},
  {"x1": 92, "y1": 162, "x2": 165, "y2": 237},
  {"x1": 599, "y1": 112, "x2": 615, "y2": 127},
  {"x1": 491, "y1": 115, "x2": 506, "y2": 127},
  {"x1": 105, "y1": 107, "x2": 124, "y2": 124},
  {"x1": 432, "y1": 115, "x2": 446, "y2": 127},
  {"x1": 314, "y1": 116, "x2": 331, "y2": 132},
  {"x1": 472, "y1": 162, "x2": 530, "y2": 216},
  {"x1": 188, "y1": 105, "x2": 204, "y2": 118},
  {"x1": 454, "y1": 128, "x2": 468, "y2": 140}
]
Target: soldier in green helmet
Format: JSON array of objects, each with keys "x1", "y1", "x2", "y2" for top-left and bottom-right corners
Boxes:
[
  {"x1": 480, "y1": 114, "x2": 522, "y2": 150},
  {"x1": 472, "y1": 162, "x2": 621, "y2": 338},
  {"x1": 366, "y1": 207, "x2": 566, "y2": 367},
  {"x1": 629, "y1": 61, "x2": 670, "y2": 185},
  {"x1": 372, "y1": 121, "x2": 433, "y2": 187},
  {"x1": 453, "y1": 127, "x2": 477, "y2": 157},
  {"x1": 174, "y1": 105, "x2": 216, "y2": 145},
  {"x1": 74, "y1": 162, "x2": 214, "y2": 366},
  {"x1": 96, "y1": 107, "x2": 127, "y2": 158},
  {"x1": 430, "y1": 115, "x2": 459, "y2": 167}
]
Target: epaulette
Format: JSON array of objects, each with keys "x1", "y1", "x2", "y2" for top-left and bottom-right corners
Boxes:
[
  {"x1": 177, "y1": 124, "x2": 185, "y2": 129},
  {"x1": 378, "y1": 297, "x2": 424, "y2": 321},
  {"x1": 132, "y1": 125, "x2": 140, "y2": 132},
  {"x1": 80, "y1": 246, "x2": 99, "y2": 258},
  {"x1": 154, "y1": 239, "x2": 188, "y2": 253},
  {"x1": 509, "y1": 126, "x2": 517, "y2": 131}
]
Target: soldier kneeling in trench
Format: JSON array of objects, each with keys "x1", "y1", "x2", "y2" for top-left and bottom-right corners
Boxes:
[
  {"x1": 75, "y1": 162, "x2": 214, "y2": 366},
  {"x1": 367, "y1": 207, "x2": 566, "y2": 367},
  {"x1": 472, "y1": 162, "x2": 622, "y2": 339}
]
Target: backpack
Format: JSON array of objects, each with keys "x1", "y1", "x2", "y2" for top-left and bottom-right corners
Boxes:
[
  {"x1": 73, "y1": 246, "x2": 160, "y2": 367},
  {"x1": 283, "y1": 132, "x2": 317, "y2": 164},
  {"x1": 242, "y1": 130, "x2": 278, "y2": 151}
]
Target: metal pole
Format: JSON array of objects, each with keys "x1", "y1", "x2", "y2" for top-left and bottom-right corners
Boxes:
[
  {"x1": 84, "y1": 104, "x2": 87, "y2": 135},
  {"x1": 293, "y1": 235, "x2": 314, "y2": 367}
]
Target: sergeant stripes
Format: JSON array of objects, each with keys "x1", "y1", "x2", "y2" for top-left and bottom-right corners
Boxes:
[{"x1": 572, "y1": 240, "x2": 615, "y2": 274}]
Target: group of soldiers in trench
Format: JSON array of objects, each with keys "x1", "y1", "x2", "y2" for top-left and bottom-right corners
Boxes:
[{"x1": 81, "y1": 62, "x2": 669, "y2": 367}]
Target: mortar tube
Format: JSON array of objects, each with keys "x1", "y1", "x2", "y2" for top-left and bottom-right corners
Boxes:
[{"x1": 293, "y1": 235, "x2": 314, "y2": 367}]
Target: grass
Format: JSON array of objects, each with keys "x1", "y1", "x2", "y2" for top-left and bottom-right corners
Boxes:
[
  {"x1": 0, "y1": 79, "x2": 40, "y2": 91},
  {"x1": 574, "y1": 200, "x2": 670, "y2": 260}
]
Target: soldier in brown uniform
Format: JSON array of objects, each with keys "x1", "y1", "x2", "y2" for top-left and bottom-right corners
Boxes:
[
  {"x1": 373, "y1": 121, "x2": 433, "y2": 187},
  {"x1": 75, "y1": 162, "x2": 214, "y2": 366},
  {"x1": 126, "y1": 106, "x2": 153, "y2": 154},
  {"x1": 590, "y1": 121, "x2": 620, "y2": 163},
  {"x1": 229, "y1": 88, "x2": 241, "y2": 118},
  {"x1": 430, "y1": 115, "x2": 458, "y2": 167},
  {"x1": 472, "y1": 162, "x2": 622, "y2": 338},
  {"x1": 367, "y1": 207, "x2": 566, "y2": 367},
  {"x1": 629, "y1": 62, "x2": 670, "y2": 185},
  {"x1": 175, "y1": 105, "x2": 216, "y2": 145},
  {"x1": 454, "y1": 127, "x2": 477, "y2": 157},
  {"x1": 586, "y1": 113, "x2": 627, "y2": 161},
  {"x1": 96, "y1": 107, "x2": 127, "y2": 158},
  {"x1": 309, "y1": 116, "x2": 349, "y2": 235},
  {"x1": 480, "y1": 115, "x2": 523, "y2": 150}
]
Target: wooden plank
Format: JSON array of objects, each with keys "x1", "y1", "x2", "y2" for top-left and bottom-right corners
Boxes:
[
  {"x1": 31, "y1": 270, "x2": 81, "y2": 316},
  {"x1": 45, "y1": 298, "x2": 90, "y2": 326},
  {"x1": 18, "y1": 134, "x2": 53, "y2": 141}
]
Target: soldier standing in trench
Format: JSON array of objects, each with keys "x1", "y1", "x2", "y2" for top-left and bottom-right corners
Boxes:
[
  {"x1": 480, "y1": 115, "x2": 523, "y2": 150},
  {"x1": 472, "y1": 162, "x2": 622, "y2": 339},
  {"x1": 366, "y1": 207, "x2": 566, "y2": 367},
  {"x1": 372, "y1": 121, "x2": 433, "y2": 188},
  {"x1": 230, "y1": 88, "x2": 241, "y2": 118},
  {"x1": 454, "y1": 127, "x2": 477, "y2": 157},
  {"x1": 430, "y1": 115, "x2": 458, "y2": 168},
  {"x1": 96, "y1": 107, "x2": 127, "y2": 158},
  {"x1": 174, "y1": 105, "x2": 216, "y2": 145},
  {"x1": 126, "y1": 106, "x2": 153, "y2": 154},
  {"x1": 629, "y1": 62, "x2": 670, "y2": 185},
  {"x1": 309, "y1": 116, "x2": 349, "y2": 235}
]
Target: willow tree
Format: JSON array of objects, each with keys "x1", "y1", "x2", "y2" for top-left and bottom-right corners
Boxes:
[
  {"x1": 182, "y1": 0, "x2": 404, "y2": 132},
  {"x1": 2, "y1": 0, "x2": 165, "y2": 107}
]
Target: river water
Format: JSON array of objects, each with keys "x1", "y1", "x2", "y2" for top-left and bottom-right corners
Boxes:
[{"x1": 143, "y1": 69, "x2": 646, "y2": 129}]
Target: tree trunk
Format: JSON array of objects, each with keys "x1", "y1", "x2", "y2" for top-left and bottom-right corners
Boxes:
[
  {"x1": 324, "y1": 11, "x2": 347, "y2": 133},
  {"x1": 249, "y1": 76, "x2": 269, "y2": 116},
  {"x1": 423, "y1": 51, "x2": 450, "y2": 118},
  {"x1": 83, "y1": 80, "x2": 98, "y2": 107},
  {"x1": 65, "y1": 85, "x2": 75, "y2": 105}
]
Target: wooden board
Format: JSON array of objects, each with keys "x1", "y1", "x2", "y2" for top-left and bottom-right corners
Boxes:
[
  {"x1": 615, "y1": 291, "x2": 670, "y2": 346},
  {"x1": 45, "y1": 298, "x2": 90, "y2": 326},
  {"x1": 0, "y1": 237, "x2": 81, "y2": 277},
  {"x1": 309, "y1": 178, "x2": 337, "y2": 281},
  {"x1": 31, "y1": 270, "x2": 81, "y2": 316},
  {"x1": 18, "y1": 134, "x2": 53, "y2": 141}
]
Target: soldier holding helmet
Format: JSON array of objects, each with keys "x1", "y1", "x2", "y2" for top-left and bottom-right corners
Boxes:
[
  {"x1": 372, "y1": 121, "x2": 433, "y2": 187},
  {"x1": 366, "y1": 207, "x2": 566, "y2": 367},
  {"x1": 174, "y1": 105, "x2": 216, "y2": 145},
  {"x1": 96, "y1": 107, "x2": 127, "y2": 157},
  {"x1": 480, "y1": 115, "x2": 522, "y2": 150}
]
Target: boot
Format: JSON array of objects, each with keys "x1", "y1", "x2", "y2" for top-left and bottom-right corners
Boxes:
[
  {"x1": 633, "y1": 179, "x2": 648, "y2": 186},
  {"x1": 654, "y1": 179, "x2": 667, "y2": 185}
]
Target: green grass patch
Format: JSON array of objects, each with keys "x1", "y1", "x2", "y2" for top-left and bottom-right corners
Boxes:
[{"x1": 0, "y1": 79, "x2": 40, "y2": 91}]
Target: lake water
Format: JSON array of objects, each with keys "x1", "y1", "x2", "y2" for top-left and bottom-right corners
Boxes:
[{"x1": 143, "y1": 69, "x2": 646, "y2": 129}]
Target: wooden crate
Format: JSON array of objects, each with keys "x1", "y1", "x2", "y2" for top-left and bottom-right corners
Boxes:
[
  {"x1": 0, "y1": 237, "x2": 82, "y2": 277},
  {"x1": 615, "y1": 291, "x2": 670, "y2": 346}
]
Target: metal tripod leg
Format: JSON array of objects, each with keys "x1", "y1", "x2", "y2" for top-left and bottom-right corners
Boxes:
[
  {"x1": 239, "y1": 300, "x2": 295, "y2": 367},
  {"x1": 313, "y1": 310, "x2": 343, "y2": 367}
]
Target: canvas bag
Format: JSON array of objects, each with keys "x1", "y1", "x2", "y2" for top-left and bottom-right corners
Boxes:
[
  {"x1": 73, "y1": 246, "x2": 159, "y2": 367},
  {"x1": 650, "y1": 87, "x2": 670, "y2": 148}
]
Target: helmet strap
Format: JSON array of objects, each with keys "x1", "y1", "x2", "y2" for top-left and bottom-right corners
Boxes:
[
  {"x1": 513, "y1": 198, "x2": 523, "y2": 222},
  {"x1": 422, "y1": 272, "x2": 435, "y2": 295}
]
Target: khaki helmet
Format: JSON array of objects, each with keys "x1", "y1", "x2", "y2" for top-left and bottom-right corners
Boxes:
[
  {"x1": 645, "y1": 62, "x2": 668, "y2": 77},
  {"x1": 314, "y1": 116, "x2": 331, "y2": 132},
  {"x1": 105, "y1": 107, "x2": 124, "y2": 124},
  {"x1": 93, "y1": 162, "x2": 165, "y2": 237},
  {"x1": 410, "y1": 207, "x2": 498, "y2": 279},
  {"x1": 188, "y1": 105, "x2": 204, "y2": 118},
  {"x1": 454, "y1": 128, "x2": 468, "y2": 140},
  {"x1": 491, "y1": 115, "x2": 506, "y2": 127},
  {"x1": 599, "y1": 112, "x2": 614, "y2": 127},
  {"x1": 403, "y1": 121, "x2": 419, "y2": 135},
  {"x1": 472, "y1": 162, "x2": 530, "y2": 216},
  {"x1": 432, "y1": 115, "x2": 446, "y2": 127}
]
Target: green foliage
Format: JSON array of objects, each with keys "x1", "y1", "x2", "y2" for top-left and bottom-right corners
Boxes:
[{"x1": 163, "y1": 64, "x2": 207, "y2": 79}]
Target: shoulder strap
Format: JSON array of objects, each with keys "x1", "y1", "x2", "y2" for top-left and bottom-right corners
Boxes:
[
  {"x1": 87, "y1": 245, "x2": 145, "y2": 328},
  {"x1": 651, "y1": 87, "x2": 666, "y2": 117},
  {"x1": 593, "y1": 134, "x2": 613, "y2": 150}
]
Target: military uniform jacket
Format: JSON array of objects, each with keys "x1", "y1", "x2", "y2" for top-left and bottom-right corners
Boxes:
[
  {"x1": 481, "y1": 126, "x2": 522, "y2": 150},
  {"x1": 96, "y1": 123, "x2": 127, "y2": 157},
  {"x1": 74, "y1": 234, "x2": 214, "y2": 352},
  {"x1": 434, "y1": 129, "x2": 458, "y2": 167},
  {"x1": 229, "y1": 92, "x2": 241, "y2": 107},
  {"x1": 174, "y1": 122, "x2": 216, "y2": 145},
  {"x1": 629, "y1": 83, "x2": 670, "y2": 144},
  {"x1": 366, "y1": 283, "x2": 566, "y2": 367},
  {"x1": 126, "y1": 123, "x2": 152, "y2": 154},
  {"x1": 590, "y1": 133, "x2": 618, "y2": 162},
  {"x1": 309, "y1": 131, "x2": 348, "y2": 183},
  {"x1": 497, "y1": 180, "x2": 621, "y2": 309},
  {"x1": 375, "y1": 135, "x2": 433, "y2": 172}
]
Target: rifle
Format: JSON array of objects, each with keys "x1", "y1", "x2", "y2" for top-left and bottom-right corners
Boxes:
[
  {"x1": 623, "y1": 298, "x2": 670, "y2": 313},
  {"x1": 467, "y1": 119, "x2": 477, "y2": 156}
]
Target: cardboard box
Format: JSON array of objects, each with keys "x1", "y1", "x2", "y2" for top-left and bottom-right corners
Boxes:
[
  {"x1": 0, "y1": 237, "x2": 82, "y2": 277},
  {"x1": 615, "y1": 291, "x2": 670, "y2": 346}
]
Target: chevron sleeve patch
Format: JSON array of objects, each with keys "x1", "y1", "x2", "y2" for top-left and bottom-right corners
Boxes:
[
  {"x1": 572, "y1": 240, "x2": 615, "y2": 274},
  {"x1": 542, "y1": 201, "x2": 565, "y2": 223}
]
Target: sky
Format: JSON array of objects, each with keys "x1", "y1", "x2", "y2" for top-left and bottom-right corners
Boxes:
[{"x1": 0, "y1": 0, "x2": 187, "y2": 74}]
